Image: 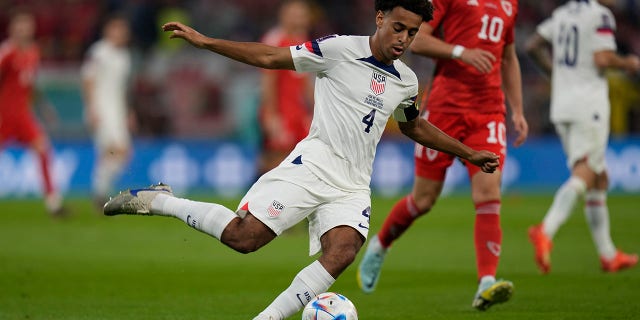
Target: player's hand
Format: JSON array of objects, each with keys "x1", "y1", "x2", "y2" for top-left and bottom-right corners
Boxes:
[
  {"x1": 460, "y1": 48, "x2": 496, "y2": 74},
  {"x1": 511, "y1": 112, "x2": 529, "y2": 147},
  {"x1": 469, "y1": 150, "x2": 500, "y2": 173},
  {"x1": 624, "y1": 54, "x2": 640, "y2": 75},
  {"x1": 162, "y1": 22, "x2": 208, "y2": 48}
]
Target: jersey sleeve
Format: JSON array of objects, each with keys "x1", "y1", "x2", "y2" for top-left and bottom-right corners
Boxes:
[
  {"x1": 392, "y1": 95, "x2": 419, "y2": 122},
  {"x1": 592, "y1": 9, "x2": 617, "y2": 52},
  {"x1": 504, "y1": 4, "x2": 518, "y2": 45},
  {"x1": 427, "y1": 0, "x2": 450, "y2": 29},
  {"x1": 0, "y1": 43, "x2": 14, "y2": 74},
  {"x1": 290, "y1": 34, "x2": 340, "y2": 73},
  {"x1": 536, "y1": 17, "x2": 554, "y2": 42}
]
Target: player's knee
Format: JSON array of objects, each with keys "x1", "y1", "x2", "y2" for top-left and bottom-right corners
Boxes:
[
  {"x1": 326, "y1": 243, "x2": 359, "y2": 268},
  {"x1": 412, "y1": 193, "x2": 437, "y2": 214},
  {"x1": 226, "y1": 237, "x2": 262, "y2": 254}
]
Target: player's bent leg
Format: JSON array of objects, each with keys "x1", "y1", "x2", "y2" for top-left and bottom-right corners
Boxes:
[
  {"x1": 319, "y1": 225, "x2": 365, "y2": 277},
  {"x1": 221, "y1": 213, "x2": 277, "y2": 254},
  {"x1": 254, "y1": 226, "x2": 359, "y2": 320},
  {"x1": 105, "y1": 184, "x2": 271, "y2": 253}
]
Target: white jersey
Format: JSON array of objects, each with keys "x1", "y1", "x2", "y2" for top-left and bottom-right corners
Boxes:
[
  {"x1": 536, "y1": 0, "x2": 617, "y2": 123},
  {"x1": 289, "y1": 35, "x2": 419, "y2": 192},
  {"x1": 81, "y1": 40, "x2": 131, "y2": 125}
]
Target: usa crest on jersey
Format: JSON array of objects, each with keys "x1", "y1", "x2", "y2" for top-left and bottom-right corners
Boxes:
[{"x1": 370, "y1": 71, "x2": 386, "y2": 95}]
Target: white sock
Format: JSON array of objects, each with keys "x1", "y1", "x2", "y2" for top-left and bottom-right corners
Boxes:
[
  {"x1": 150, "y1": 194, "x2": 237, "y2": 239},
  {"x1": 254, "y1": 260, "x2": 335, "y2": 320},
  {"x1": 543, "y1": 176, "x2": 586, "y2": 238},
  {"x1": 584, "y1": 190, "x2": 616, "y2": 260},
  {"x1": 93, "y1": 157, "x2": 125, "y2": 197}
]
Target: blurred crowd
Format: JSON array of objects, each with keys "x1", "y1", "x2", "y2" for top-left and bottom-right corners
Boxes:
[{"x1": 1, "y1": 0, "x2": 639, "y2": 141}]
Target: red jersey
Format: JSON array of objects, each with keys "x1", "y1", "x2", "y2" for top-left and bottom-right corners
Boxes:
[
  {"x1": 425, "y1": 0, "x2": 518, "y2": 114},
  {"x1": 260, "y1": 28, "x2": 310, "y2": 123},
  {"x1": 0, "y1": 41, "x2": 40, "y2": 118}
]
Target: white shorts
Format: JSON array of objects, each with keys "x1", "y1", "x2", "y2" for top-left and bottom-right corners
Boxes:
[
  {"x1": 237, "y1": 159, "x2": 371, "y2": 255},
  {"x1": 554, "y1": 119, "x2": 609, "y2": 174},
  {"x1": 94, "y1": 119, "x2": 130, "y2": 151}
]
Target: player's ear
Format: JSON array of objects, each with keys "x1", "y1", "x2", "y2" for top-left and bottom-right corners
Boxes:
[{"x1": 375, "y1": 10, "x2": 385, "y2": 28}]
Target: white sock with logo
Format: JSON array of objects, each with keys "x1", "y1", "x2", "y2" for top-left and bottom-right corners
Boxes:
[
  {"x1": 543, "y1": 176, "x2": 586, "y2": 238},
  {"x1": 254, "y1": 260, "x2": 335, "y2": 320},
  {"x1": 584, "y1": 190, "x2": 616, "y2": 260},
  {"x1": 150, "y1": 194, "x2": 237, "y2": 239}
]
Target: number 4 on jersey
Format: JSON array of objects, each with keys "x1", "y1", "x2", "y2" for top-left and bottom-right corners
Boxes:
[{"x1": 362, "y1": 109, "x2": 376, "y2": 133}]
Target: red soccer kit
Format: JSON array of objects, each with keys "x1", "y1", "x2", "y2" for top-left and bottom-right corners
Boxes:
[
  {"x1": 259, "y1": 28, "x2": 311, "y2": 151},
  {"x1": 415, "y1": 0, "x2": 518, "y2": 180},
  {"x1": 0, "y1": 41, "x2": 44, "y2": 145}
]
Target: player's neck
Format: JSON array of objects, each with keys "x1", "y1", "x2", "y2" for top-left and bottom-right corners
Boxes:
[
  {"x1": 369, "y1": 35, "x2": 392, "y2": 65},
  {"x1": 10, "y1": 37, "x2": 33, "y2": 49}
]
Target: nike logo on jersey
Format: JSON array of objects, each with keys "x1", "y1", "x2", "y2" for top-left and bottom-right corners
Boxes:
[
  {"x1": 295, "y1": 44, "x2": 303, "y2": 50},
  {"x1": 358, "y1": 223, "x2": 369, "y2": 230}
]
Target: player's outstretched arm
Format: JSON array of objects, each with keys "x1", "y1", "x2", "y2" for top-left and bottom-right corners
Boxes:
[
  {"x1": 399, "y1": 118, "x2": 499, "y2": 173},
  {"x1": 594, "y1": 51, "x2": 640, "y2": 75},
  {"x1": 162, "y1": 21, "x2": 295, "y2": 70},
  {"x1": 409, "y1": 23, "x2": 496, "y2": 74}
]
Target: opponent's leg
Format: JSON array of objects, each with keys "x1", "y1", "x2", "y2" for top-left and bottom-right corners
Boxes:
[
  {"x1": 470, "y1": 170, "x2": 513, "y2": 311},
  {"x1": 30, "y1": 135, "x2": 63, "y2": 215},
  {"x1": 357, "y1": 177, "x2": 442, "y2": 293}
]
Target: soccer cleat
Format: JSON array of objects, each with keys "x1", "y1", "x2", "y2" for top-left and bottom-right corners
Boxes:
[
  {"x1": 357, "y1": 235, "x2": 387, "y2": 294},
  {"x1": 103, "y1": 183, "x2": 173, "y2": 216},
  {"x1": 528, "y1": 224, "x2": 553, "y2": 274},
  {"x1": 601, "y1": 250, "x2": 638, "y2": 273},
  {"x1": 472, "y1": 279, "x2": 514, "y2": 311}
]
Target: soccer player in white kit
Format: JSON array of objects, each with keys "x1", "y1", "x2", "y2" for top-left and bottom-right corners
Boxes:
[
  {"x1": 525, "y1": 0, "x2": 640, "y2": 274},
  {"x1": 104, "y1": 1, "x2": 501, "y2": 319},
  {"x1": 82, "y1": 15, "x2": 133, "y2": 207}
]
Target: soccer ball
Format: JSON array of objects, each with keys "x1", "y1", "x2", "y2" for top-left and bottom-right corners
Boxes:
[{"x1": 301, "y1": 292, "x2": 358, "y2": 320}]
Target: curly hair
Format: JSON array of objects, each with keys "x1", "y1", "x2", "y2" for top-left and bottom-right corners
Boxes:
[{"x1": 374, "y1": 0, "x2": 434, "y2": 22}]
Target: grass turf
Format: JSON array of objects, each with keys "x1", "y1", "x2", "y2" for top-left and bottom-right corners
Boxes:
[{"x1": 0, "y1": 194, "x2": 638, "y2": 319}]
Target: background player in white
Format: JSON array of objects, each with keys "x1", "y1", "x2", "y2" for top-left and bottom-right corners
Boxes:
[
  {"x1": 525, "y1": 0, "x2": 640, "y2": 274},
  {"x1": 81, "y1": 15, "x2": 133, "y2": 208},
  {"x1": 104, "y1": 1, "x2": 500, "y2": 319}
]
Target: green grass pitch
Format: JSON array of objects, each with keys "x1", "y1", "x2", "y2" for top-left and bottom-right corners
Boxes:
[{"x1": 1, "y1": 194, "x2": 638, "y2": 319}]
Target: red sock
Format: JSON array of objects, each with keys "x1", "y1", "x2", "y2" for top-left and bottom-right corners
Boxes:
[
  {"x1": 378, "y1": 194, "x2": 420, "y2": 248},
  {"x1": 474, "y1": 200, "x2": 502, "y2": 280},
  {"x1": 38, "y1": 150, "x2": 54, "y2": 196}
]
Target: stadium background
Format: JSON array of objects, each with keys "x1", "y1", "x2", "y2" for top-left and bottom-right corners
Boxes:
[{"x1": 0, "y1": 0, "x2": 638, "y2": 197}]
